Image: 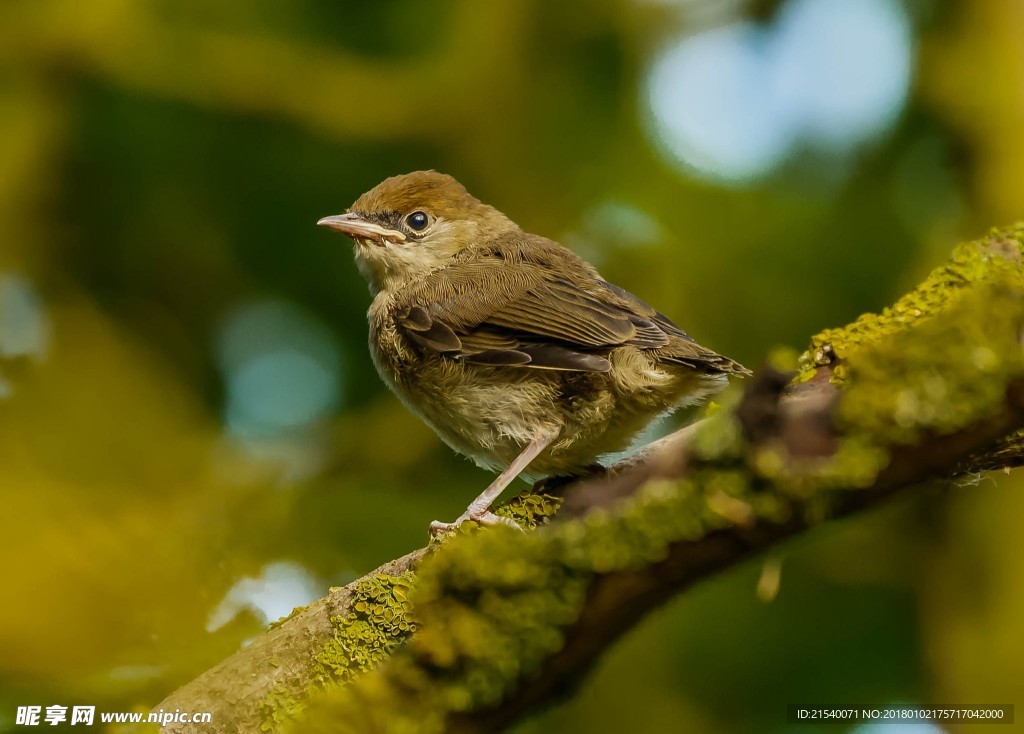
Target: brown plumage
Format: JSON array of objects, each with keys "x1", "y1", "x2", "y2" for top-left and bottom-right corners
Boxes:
[{"x1": 318, "y1": 171, "x2": 748, "y2": 533}]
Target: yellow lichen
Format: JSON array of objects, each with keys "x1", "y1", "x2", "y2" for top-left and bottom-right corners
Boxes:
[
  {"x1": 493, "y1": 489, "x2": 564, "y2": 528},
  {"x1": 260, "y1": 572, "x2": 417, "y2": 730},
  {"x1": 312, "y1": 572, "x2": 417, "y2": 685}
]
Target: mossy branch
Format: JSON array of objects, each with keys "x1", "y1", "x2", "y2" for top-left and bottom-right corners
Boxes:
[{"x1": 156, "y1": 225, "x2": 1024, "y2": 734}]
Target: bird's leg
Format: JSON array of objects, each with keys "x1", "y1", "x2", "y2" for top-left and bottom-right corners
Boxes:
[{"x1": 430, "y1": 430, "x2": 558, "y2": 536}]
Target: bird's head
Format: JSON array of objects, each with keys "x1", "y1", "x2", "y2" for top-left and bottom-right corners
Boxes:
[{"x1": 318, "y1": 171, "x2": 516, "y2": 294}]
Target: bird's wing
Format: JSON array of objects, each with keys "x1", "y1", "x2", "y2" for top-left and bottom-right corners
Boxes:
[{"x1": 396, "y1": 250, "x2": 725, "y2": 373}]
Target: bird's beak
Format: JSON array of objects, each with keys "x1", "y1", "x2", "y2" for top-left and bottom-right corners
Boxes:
[{"x1": 316, "y1": 212, "x2": 406, "y2": 245}]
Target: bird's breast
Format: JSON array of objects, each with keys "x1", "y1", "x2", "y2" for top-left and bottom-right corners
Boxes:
[
  {"x1": 364, "y1": 293, "x2": 720, "y2": 476},
  {"x1": 366, "y1": 296, "x2": 568, "y2": 468}
]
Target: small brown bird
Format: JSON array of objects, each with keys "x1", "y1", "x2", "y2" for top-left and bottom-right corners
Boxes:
[{"x1": 318, "y1": 171, "x2": 748, "y2": 534}]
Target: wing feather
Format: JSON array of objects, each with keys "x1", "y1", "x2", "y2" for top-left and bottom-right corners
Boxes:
[{"x1": 391, "y1": 236, "x2": 740, "y2": 374}]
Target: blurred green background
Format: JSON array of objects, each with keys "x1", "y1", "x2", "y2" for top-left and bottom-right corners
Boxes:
[{"x1": 1, "y1": 0, "x2": 1022, "y2": 732}]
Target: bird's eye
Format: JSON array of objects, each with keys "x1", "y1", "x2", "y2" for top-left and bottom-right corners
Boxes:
[{"x1": 405, "y1": 211, "x2": 430, "y2": 232}]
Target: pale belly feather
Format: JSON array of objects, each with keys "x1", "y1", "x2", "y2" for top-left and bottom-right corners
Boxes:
[{"x1": 368, "y1": 296, "x2": 724, "y2": 478}]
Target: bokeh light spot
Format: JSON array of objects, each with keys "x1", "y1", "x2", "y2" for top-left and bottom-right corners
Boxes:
[
  {"x1": 645, "y1": 0, "x2": 912, "y2": 182},
  {"x1": 227, "y1": 349, "x2": 336, "y2": 434},
  {"x1": 772, "y1": 0, "x2": 913, "y2": 149},
  {"x1": 0, "y1": 273, "x2": 50, "y2": 360},
  {"x1": 207, "y1": 561, "x2": 320, "y2": 632},
  {"x1": 647, "y1": 23, "x2": 793, "y2": 181},
  {"x1": 217, "y1": 299, "x2": 344, "y2": 439}
]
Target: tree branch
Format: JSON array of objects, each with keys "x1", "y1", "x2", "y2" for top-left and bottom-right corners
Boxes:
[{"x1": 155, "y1": 224, "x2": 1024, "y2": 734}]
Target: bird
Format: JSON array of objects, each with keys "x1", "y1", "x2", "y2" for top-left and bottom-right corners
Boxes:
[{"x1": 317, "y1": 171, "x2": 749, "y2": 534}]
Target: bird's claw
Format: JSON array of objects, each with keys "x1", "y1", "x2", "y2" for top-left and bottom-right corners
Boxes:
[{"x1": 429, "y1": 510, "x2": 523, "y2": 538}]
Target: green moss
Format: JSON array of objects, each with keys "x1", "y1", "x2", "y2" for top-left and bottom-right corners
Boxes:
[
  {"x1": 797, "y1": 225, "x2": 1024, "y2": 383},
  {"x1": 780, "y1": 224, "x2": 1024, "y2": 500},
  {"x1": 782, "y1": 271, "x2": 1023, "y2": 497},
  {"x1": 838, "y1": 281, "x2": 1024, "y2": 445}
]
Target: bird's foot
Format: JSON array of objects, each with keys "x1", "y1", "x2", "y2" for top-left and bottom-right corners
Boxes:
[{"x1": 429, "y1": 510, "x2": 523, "y2": 538}]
